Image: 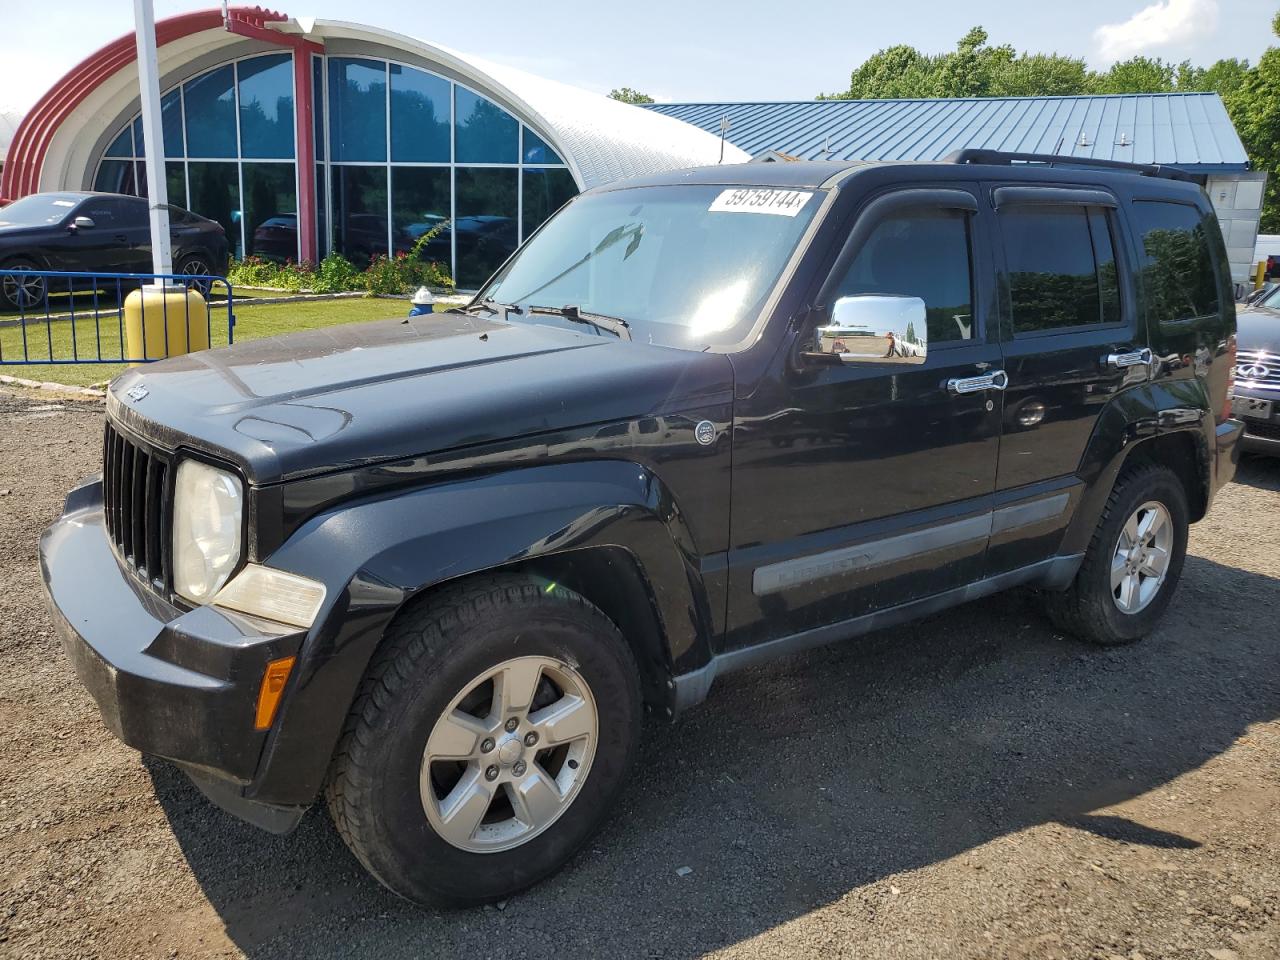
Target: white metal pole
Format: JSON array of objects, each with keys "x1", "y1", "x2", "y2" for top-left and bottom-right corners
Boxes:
[{"x1": 133, "y1": 0, "x2": 173, "y2": 279}]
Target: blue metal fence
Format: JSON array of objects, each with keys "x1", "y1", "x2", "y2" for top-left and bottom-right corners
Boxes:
[{"x1": 0, "y1": 269, "x2": 235, "y2": 365}]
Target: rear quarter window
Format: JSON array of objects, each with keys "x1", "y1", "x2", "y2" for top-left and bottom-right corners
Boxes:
[
  {"x1": 1129, "y1": 201, "x2": 1221, "y2": 323},
  {"x1": 1129, "y1": 199, "x2": 1232, "y2": 373}
]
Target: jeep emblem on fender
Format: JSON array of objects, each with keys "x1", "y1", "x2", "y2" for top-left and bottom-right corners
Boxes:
[{"x1": 694, "y1": 420, "x2": 716, "y2": 446}]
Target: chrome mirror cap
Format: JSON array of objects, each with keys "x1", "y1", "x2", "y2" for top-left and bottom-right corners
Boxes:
[{"x1": 814, "y1": 294, "x2": 928, "y2": 365}]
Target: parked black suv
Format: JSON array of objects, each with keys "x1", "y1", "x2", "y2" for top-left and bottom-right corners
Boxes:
[
  {"x1": 40, "y1": 152, "x2": 1242, "y2": 905},
  {"x1": 0, "y1": 191, "x2": 228, "y2": 308}
]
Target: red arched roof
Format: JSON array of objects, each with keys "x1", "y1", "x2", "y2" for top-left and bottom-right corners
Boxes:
[{"x1": 0, "y1": 7, "x2": 287, "y2": 202}]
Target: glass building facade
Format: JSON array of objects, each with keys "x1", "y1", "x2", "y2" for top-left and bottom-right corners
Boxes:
[{"x1": 94, "y1": 52, "x2": 578, "y2": 288}]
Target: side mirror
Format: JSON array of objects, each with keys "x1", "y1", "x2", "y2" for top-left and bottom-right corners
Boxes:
[
  {"x1": 70, "y1": 216, "x2": 96, "y2": 231},
  {"x1": 805, "y1": 294, "x2": 928, "y2": 366}
]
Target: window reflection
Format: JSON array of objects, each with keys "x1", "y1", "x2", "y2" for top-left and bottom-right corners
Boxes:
[
  {"x1": 244, "y1": 163, "x2": 298, "y2": 262},
  {"x1": 835, "y1": 209, "x2": 974, "y2": 343},
  {"x1": 455, "y1": 168, "x2": 518, "y2": 287},
  {"x1": 523, "y1": 129, "x2": 563, "y2": 166},
  {"x1": 183, "y1": 64, "x2": 237, "y2": 158},
  {"x1": 456, "y1": 88, "x2": 517, "y2": 164},
  {"x1": 522, "y1": 168, "x2": 577, "y2": 241},
  {"x1": 1001, "y1": 205, "x2": 1117, "y2": 333},
  {"x1": 329, "y1": 58, "x2": 387, "y2": 163},
  {"x1": 392, "y1": 167, "x2": 450, "y2": 260},
  {"x1": 391, "y1": 65, "x2": 450, "y2": 162},
  {"x1": 238, "y1": 54, "x2": 295, "y2": 160},
  {"x1": 332, "y1": 165, "x2": 388, "y2": 263},
  {"x1": 187, "y1": 162, "x2": 242, "y2": 257}
]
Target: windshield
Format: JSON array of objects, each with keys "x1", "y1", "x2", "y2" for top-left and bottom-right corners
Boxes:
[
  {"x1": 479, "y1": 183, "x2": 822, "y2": 349},
  {"x1": 1261, "y1": 284, "x2": 1280, "y2": 308},
  {"x1": 0, "y1": 194, "x2": 82, "y2": 227}
]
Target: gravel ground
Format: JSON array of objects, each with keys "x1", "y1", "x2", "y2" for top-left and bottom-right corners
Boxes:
[{"x1": 0, "y1": 384, "x2": 1277, "y2": 960}]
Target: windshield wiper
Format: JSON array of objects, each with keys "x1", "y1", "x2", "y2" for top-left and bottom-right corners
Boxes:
[
  {"x1": 528, "y1": 304, "x2": 631, "y2": 341},
  {"x1": 466, "y1": 297, "x2": 523, "y2": 316}
]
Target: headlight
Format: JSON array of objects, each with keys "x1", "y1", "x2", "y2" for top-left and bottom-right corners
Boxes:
[{"x1": 172, "y1": 459, "x2": 243, "y2": 604}]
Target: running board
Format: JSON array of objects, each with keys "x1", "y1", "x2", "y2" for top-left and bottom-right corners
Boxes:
[{"x1": 671, "y1": 554, "x2": 1083, "y2": 715}]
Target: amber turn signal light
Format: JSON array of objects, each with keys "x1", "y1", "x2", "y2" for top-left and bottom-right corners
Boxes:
[{"x1": 254, "y1": 656, "x2": 297, "y2": 731}]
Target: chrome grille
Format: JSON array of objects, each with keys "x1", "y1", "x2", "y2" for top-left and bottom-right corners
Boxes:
[
  {"x1": 1236, "y1": 350, "x2": 1280, "y2": 390},
  {"x1": 103, "y1": 422, "x2": 171, "y2": 591},
  {"x1": 1246, "y1": 419, "x2": 1280, "y2": 441}
]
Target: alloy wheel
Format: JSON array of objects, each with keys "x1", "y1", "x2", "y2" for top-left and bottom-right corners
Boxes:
[
  {"x1": 2, "y1": 272, "x2": 46, "y2": 310},
  {"x1": 420, "y1": 655, "x2": 598, "y2": 853},
  {"x1": 179, "y1": 259, "x2": 213, "y2": 295},
  {"x1": 1110, "y1": 500, "x2": 1173, "y2": 614}
]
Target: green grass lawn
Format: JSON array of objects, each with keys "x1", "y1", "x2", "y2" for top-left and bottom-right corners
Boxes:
[{"x1": 0, "y1": 296, "x2": 429, "y2": 388}]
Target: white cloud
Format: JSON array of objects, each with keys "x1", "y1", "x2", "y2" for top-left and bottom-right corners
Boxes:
[{"x1": 1094, "y1": 0, "x2": 1219, "y2": 63}]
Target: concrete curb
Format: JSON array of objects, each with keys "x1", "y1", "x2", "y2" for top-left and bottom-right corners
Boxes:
[{"x1": 0, "y1": 374, "x2": 106, "y2": 399}]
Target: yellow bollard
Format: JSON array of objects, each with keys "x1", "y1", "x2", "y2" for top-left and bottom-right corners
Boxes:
[
  {"x1": 124, "y1": 284, "x2": 210, "y2": 367},
  {"x1": 1256, "y1": 260, "x2": 1267, "y2": 290}
]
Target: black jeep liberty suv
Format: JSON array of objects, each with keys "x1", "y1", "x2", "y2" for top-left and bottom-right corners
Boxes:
[{"x1": 41, "y1": 150, "x2": 1243, "y2": 904}]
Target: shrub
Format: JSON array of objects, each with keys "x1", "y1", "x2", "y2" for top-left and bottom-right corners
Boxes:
[
  {"x1": 224, "y1": 222, "x2": 454, "y2": 296},
  {"x1": 313, "y1": 253, "x2": 360, "y2": 293}
]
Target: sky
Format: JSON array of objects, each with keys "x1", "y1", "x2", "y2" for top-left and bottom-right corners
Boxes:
[{"x1": 1, "y1": 0, "x2": 1274, "y2": 115}]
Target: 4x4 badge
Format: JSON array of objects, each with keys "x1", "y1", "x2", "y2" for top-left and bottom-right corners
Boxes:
[
  {"x1": 695, "y1": 420, "x2": 716, "y2": 446},
  {"x1": 125, "y1": 384, "x2": 149, "y2": 402}
]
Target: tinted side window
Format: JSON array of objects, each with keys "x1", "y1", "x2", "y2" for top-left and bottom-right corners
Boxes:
[
  {"x1": 80, "y1": 198, "x2": 147, "y2": 229},
  {"x1": 1129, "y1": 201, "x2": 1220, "y2": 322},
  {"x1": 78, "y1": 200, "x2": 117, "y2": 227},
  {"x1": 834, "y1": 208, "x2": 974, "y2": 343},
  {"x1": 1000, "y1": 205, "x2": 1121, "y2": 334}
]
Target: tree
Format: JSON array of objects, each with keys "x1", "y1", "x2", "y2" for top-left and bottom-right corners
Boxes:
[
  {"x1": 1222, "y1": 12, "x2": 1280, "y2": 231},
  {"x1": 608, "y1": 87, "x2": 654, "y2": 105},
  {"x1": 1091, "y1": 56, "x2": 1176, "y2": 93}
]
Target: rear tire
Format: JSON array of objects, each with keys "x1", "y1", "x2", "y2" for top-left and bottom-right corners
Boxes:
[
  {"x1": 325, "y1": 575, "x2": 642, "y2": 905},
  {"x1": 176, "y1": 253, "x2": 214, "y2": 295},
  {"x1": 1045, "y1": 463, "x2": 1189, "y2": 646}
]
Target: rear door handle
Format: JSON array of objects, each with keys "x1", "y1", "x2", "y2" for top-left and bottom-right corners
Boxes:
[
  {"x1": 948, "y1": 369, "x2": 1009, "y2": 395},
  {"x1": 1105, "y1": 347, "x2": 1152, "y2": 369}
]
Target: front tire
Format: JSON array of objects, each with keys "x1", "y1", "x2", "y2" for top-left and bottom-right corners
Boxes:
[
  {"x1": 1045, "y1": 463, "x2": 1189, "y2": 646},
  {"x1": 1, "y1": 258, "x2": 46, "y2": 311},
  {"x1": 325, "y1": 575, "x2": 642, "y2": 905}
]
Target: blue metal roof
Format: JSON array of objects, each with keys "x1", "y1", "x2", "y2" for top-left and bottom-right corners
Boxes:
[{"x1": 645, "y1": 94, "x2": 1249, "y2": 173}]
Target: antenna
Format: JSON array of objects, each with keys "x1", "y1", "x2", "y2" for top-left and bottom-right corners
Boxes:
[{"x1": 718, "y1": 116, "x2": 731, "y2": 164}]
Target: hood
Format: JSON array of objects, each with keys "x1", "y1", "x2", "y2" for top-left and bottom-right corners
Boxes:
[
  {"x1": 1237, "y1": 304, "x2": 1280, "y2": 355},
  {"x1": 107, "y1": 312, "x2": 734, "y2": 484},
  {"x1": 0, "y1": 222, "x2": 53, "y2": 239}
]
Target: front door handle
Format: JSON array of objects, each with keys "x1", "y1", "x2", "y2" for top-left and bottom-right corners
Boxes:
[
  {"x1": 1105, "y1": 347, "x2": 1153, "y2": 369},
  {"x1": 947, "y1": 369, "x2": 1009, "y2": 395}
]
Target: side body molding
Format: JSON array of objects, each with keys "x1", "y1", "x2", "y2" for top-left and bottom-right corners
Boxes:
[{"x1": 247, "y1": 459, "x2": 716, "y2": 807}]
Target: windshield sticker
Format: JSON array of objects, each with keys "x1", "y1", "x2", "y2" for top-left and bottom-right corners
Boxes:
[
  {"x1": 708, "y1": 188, "x2": 814, "y2": 217},
  {"x1": 51, "y1": 200, "x2": 76, "y2": 207}
]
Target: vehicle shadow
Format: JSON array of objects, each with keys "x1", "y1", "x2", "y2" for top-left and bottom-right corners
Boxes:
[
  {"x1": 1235, "y1": 452, "x2": 1280, "y2": 491},
  {"x1": 147, "y1": 555, "x2": 1280, "y2": 959}
]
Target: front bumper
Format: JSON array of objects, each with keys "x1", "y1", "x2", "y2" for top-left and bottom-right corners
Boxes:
[
  {"x1": 1214, "y1": 418, "x2": 1245, "y2": 485},
  {"x1": 40, "y1": 476, "x2": 310, "y2": 830},
  {"x1": 1230, "y1": 391, "x2": 1280, "y2": 456}
]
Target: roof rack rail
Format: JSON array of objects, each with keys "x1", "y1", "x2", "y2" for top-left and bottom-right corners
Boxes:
[{"x1": 943, "y1": 148, "x2": 1196, "y2": 182}]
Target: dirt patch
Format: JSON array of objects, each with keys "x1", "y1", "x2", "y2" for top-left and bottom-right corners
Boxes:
[{"x1": 0, "y1": 384, "x2": 1276, "y2": 959}]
